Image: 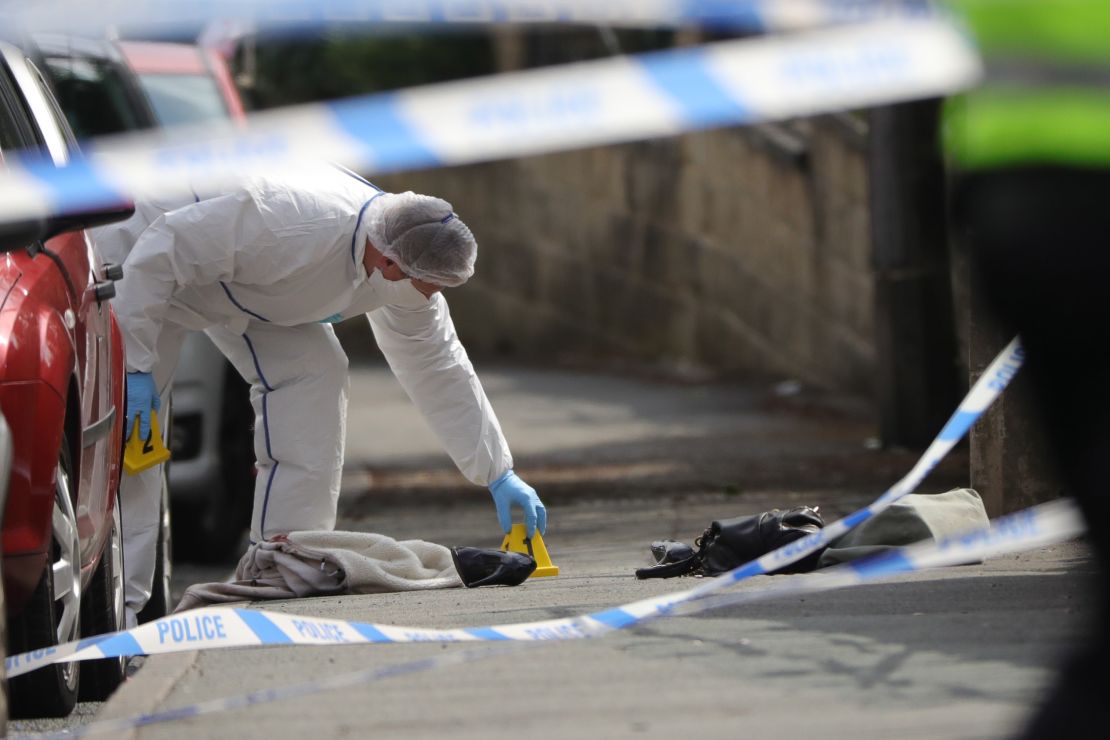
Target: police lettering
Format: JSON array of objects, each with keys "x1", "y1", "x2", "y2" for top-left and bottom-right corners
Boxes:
[
  {"x1": 290, "y1": 620, "x2": 349, "y2": 643},
  {"x1": 156, "y1": 614, "x2": 228, "y2": 644},
  {"x1": 524, "y1": 624, "x2": 586, "y2": 640},
  {"x1": 154, "y1": 135, "x2": 287, "y2": 170},
  {"x1": 468, "y1": 89, "x2": 601, "y2": 130},
  {"x1": 988, "y1": 360, "x2": 1022, "y2": 391},
  {"x1": 772, "y1": 535, "x2": 821, "y2": 561},
  {"x1": 402, "y1": 631, "x2": 460, "y2": 642}
]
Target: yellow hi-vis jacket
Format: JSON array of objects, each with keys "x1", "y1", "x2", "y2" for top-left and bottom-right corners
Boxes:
[{"x1": 943, "y1": 0, "x2": 1110, "y2": 171}]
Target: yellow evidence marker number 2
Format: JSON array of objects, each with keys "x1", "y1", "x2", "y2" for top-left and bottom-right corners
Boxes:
[
  {"x1": 123, "y1": 410, "x2": 172, "y2": 475},
  {"x1": 500, "y1": 523, "x2": 559, "y2": 578}
]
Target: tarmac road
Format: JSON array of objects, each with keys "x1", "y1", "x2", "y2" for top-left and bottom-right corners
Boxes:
[
  {"x1": 8, "y1": 362, "x2": 1094, "y2": 738},
  {"x1": 94, "y1": 493, "x2": 1092, "y2": 740}
]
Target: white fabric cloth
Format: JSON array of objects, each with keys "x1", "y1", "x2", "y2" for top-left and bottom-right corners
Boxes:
[
  {"x1": 817, "y1": 488, "x2": 991, "y2": 568},
  {"x1": 175, "y1": 531, "x2": 463, "y2": 611},
  {"x1": 99, "y1": 165, "x2": 513, "y2": 618}
]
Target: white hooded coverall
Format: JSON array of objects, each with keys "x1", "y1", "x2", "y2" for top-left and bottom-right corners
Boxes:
[{"x1": 98, "y1": 166, "x2": 513, "y2": 620}]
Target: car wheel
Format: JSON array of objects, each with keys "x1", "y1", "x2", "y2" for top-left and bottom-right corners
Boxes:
[
  {"x1": 78, "y1": 502, "x2": 125, "y2": 701},
  {"x1": 136, "y1": 468, "x2": 172, "y2": 623},
  {"x1": 8, "y1": 435, "x2": 82, "y2": 718}
]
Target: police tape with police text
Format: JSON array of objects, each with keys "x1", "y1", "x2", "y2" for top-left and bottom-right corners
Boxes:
[
  {"x1": 0, "y1": 0, "x2": 937, "y2": 38},
  {"x1": 5, "y1": 337, "x2": 1034, "y2": 679},
  {"x1": 16, "y1": 497, "x2": 1090, "y2": 740},
  {"x1": 0, "y1": 17, "x2": 980, "y2": 228}
]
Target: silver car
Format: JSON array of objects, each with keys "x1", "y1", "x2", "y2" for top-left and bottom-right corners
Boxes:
[{"x1": 37, "y1": 34, "x2": 255, "y2": 564}]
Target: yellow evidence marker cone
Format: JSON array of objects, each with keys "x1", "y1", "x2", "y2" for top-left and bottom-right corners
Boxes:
[
  {"x1": 123, "y1": 410, "x2": 172, "y2": 475},
  {"x1": 500, "y1": 523, "x2": 559, "y2": 577}
]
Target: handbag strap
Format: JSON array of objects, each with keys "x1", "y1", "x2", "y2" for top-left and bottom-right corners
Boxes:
[{"x1": 634, "y1": 553, "x2": 702, "y2": 580}]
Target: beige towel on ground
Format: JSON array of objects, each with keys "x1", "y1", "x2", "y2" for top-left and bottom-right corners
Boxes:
[
  {"x1": 175, "y1": 531, "x2": 463, "y2": 612},
  {"x1": 817, "y1": 488, "x2": 991, "y2": 568}
]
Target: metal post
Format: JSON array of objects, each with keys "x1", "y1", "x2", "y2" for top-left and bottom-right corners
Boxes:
[{"x1": 869, "y1": 100, "x2": 962, "y2": 448}]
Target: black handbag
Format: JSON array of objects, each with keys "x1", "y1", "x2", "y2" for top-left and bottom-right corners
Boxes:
[
  {"x1": 450, "y1": 546, "x2": 536, "y2": 587},
  {"x1": 635, "y1": 506, "x2": 826, "y2": 579}
]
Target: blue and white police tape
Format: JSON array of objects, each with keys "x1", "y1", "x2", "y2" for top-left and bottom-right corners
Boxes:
[
  {"x1": 678, "y1": 336, "x2": 1026, "y2": 601},
  {"x1": 0, "y1": 16, "x2": 980, "y2": 225},
  {"x1": 0, "y1": 0, "x2": 936, "y2": 36},
  {"x1": 682, "y1": 497, "x2": 1085, "y2": 618},
  {"x1": 17, "y1": 497, "x2": 1088, "y2": 740},
  {"x1": 5, "y1": 337, "x2": 1025, "y2": 681}
]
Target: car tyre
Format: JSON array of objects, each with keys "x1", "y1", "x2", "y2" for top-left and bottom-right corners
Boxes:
[
  {"x1": 136, "y1": 467, "x2": 172, "y2": 623},
  {"x1": 78, "y1": 502, "x2": 126, "y2": 701},
  {"x1": 8, "y1": 435, "x2": 82, "y2": 718}
]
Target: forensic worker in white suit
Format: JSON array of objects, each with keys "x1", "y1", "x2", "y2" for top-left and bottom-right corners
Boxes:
[{"x1": 100, "y1": 165, "x2": 547, "y2": 627}]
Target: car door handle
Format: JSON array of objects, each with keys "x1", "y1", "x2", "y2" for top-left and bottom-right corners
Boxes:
[
  {"x1": 91, "y1": 281, "x2": 116, "y2": 303},
  {"x1": 82, "y1": 406, "x2": 116, "y2": 448}
]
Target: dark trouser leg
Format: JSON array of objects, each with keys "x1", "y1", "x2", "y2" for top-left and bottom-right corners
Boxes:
[{"x1": 954, "y1": 168, "x2": 1110, "y2": 737}]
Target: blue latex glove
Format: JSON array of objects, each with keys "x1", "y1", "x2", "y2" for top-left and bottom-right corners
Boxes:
[
  {"x1": 489, "y1": 470, "x2": 547, "y2": 538},
  {"x1": 125, "y1": 372, "x2": 161, "y2": 441}
]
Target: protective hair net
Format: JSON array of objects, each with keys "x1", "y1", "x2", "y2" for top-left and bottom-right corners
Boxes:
[{"x1": 373, "y1": 192, "x2": 477, "y2": 287}]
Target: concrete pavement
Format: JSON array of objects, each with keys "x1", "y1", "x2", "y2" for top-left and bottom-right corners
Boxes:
[{"x1": 52, "y1": 363, "x2": 1101, "y2": 738}]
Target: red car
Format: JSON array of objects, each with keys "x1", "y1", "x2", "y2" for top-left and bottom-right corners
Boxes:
[
  {"x1": 0, "y1": 40, "x2": 134, "y2": 717},
  {"x1": 117, "y1": 40, "x2": 246, "y2": 125}
]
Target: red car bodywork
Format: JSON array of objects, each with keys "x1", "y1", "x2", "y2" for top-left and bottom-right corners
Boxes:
[
  {"x1": 0, "y1": 232, "x2": 125, "y2": 610},
  {"x1": 117, "y1": 40, "x2": 246, "y2": 122},
  {"x1": 0, "y1": 88, "x2": 126, "y2": 616}
]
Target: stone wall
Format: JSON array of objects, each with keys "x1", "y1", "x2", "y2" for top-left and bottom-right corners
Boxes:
[{"x1": 372, "y1": 114, "x2": 876, "y2": 393}]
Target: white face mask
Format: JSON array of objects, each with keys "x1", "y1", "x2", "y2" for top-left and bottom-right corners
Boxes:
[{"x1": 367, "y1": 266, "x2": 430, "y2": 303}]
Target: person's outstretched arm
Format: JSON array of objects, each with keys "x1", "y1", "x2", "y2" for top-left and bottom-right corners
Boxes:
[{"x1": 369, "y1": 295, "x2": 547, "y2": 536}]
